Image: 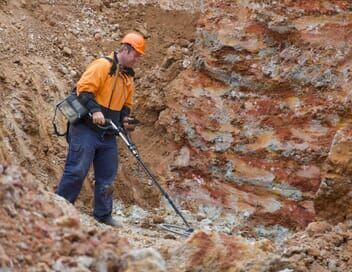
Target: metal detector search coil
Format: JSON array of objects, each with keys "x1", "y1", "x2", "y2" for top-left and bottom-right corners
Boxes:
[{"x1": 56, "y1": 92, "x2": 88, "y2": 124}]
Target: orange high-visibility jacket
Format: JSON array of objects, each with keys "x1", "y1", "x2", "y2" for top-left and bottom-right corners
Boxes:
[{"x1": 76, "y1": 55, "x2": 134, "y2": 112}]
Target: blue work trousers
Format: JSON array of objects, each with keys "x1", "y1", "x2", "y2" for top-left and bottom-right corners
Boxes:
[{"x1": 56, "y1": 123, "x2": 118, "y2": 220}]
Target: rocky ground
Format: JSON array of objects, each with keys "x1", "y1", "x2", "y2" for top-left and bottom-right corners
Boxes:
[{"x1": 1, "y1": 0, "x2": 352, "y2": 271}]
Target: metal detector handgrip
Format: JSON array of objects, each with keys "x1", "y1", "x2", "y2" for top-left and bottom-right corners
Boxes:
[{"x1": 106, "y1": 119, "x2": 139, "y2": 156}]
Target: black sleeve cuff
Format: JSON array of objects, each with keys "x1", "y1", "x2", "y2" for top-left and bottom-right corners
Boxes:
[
  {"x1": 120, "y1": 106, "x2": 131, "y2": 123},
  {"x1": 78, "y1": 91, "x2": 101, "y2": 113}
]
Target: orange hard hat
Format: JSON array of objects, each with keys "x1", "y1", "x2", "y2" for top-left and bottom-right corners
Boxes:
[{"x1": 121, "y1": 32, "x2": 145, "y2": 55}]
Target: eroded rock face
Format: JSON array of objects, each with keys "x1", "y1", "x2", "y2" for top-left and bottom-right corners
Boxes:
[{"x1": 155, "y1": 0, "x2": 352, "y2": 230}]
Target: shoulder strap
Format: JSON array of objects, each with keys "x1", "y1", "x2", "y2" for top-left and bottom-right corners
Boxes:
[
  {"x1": 52, "y1": 105, "x2": 67, "y2": 136},
  {"x1": 107, "y1": 62, "x2": 120, "y2": 111},
  {"x1": 102, "y1": 56, "x2": 116, "y2": 76}
]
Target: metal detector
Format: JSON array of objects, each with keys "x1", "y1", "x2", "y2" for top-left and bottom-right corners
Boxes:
[{"x1": 105, "y1": 119, "x2": 194, "y2": 237}]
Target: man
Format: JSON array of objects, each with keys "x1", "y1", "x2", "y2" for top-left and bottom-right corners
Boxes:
[{"x1": 56, "y1": 32, "x2": 145, "y2": 227}]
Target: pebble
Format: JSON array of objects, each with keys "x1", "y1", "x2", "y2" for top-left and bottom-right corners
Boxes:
[
  {"x1": 163, "y1": 233, "x2": 177, "y2": 240},
  {"x1": 152, "y1": 215, "x2": 165, "y2": 224},
  {"x1": 196, "y1": 212, "x2": 206, "y2": 221},
  {"x1": 94, "y1": 32, "x2": 103, "y2": 41},
  {"x1": 58, "y1": 64, "x2": 69, "y2": 75},
  {"x1": 63, "y1": 47, "x2": 72, "y2": 56},
  {"x1": 328, "y1": 260, "x2": 338, "y2": 271},
  {"x1": 16, "y1": 242, "x2": 28, "y2": 250},
  {"x1": 77, "y1": 256, "x2": 94, "y2": 268},
  {"x1": 112, "y1": 33, "x2": 120, "y2": 40},
  {"x1": 111, "y1": 24, "x2": 120, "y2": 31},
  {"x1": 70, "y1": 70, "x2": 78, "y2": 77},
  {"x1": 136, "y1": 24, "x2": 149, "y2": 38}
]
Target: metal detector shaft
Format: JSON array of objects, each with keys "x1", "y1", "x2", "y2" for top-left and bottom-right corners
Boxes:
[
  {"x1": 108, "y1": 120, "x2": 193, "y2": 230},
  {"x1": 131, "y1": 151, "x2": 192, "y2": 230}
]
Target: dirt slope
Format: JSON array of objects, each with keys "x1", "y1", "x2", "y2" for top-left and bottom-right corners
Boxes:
[{"x1": 0, "y1": 0, "x2": 198, "y2": 207}]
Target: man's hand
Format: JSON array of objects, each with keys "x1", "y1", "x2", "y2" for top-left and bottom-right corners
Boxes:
[
  {"x1": 122, "y1": 116, "x2": 138, "y2": 131},
  {"x1": 92, "y1": 111, "x2": 105, "y2": 125}
]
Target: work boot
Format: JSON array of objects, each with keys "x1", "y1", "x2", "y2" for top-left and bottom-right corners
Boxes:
[{"x1": 97, "y1": 216, "x2": 122, "y2": 227}]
